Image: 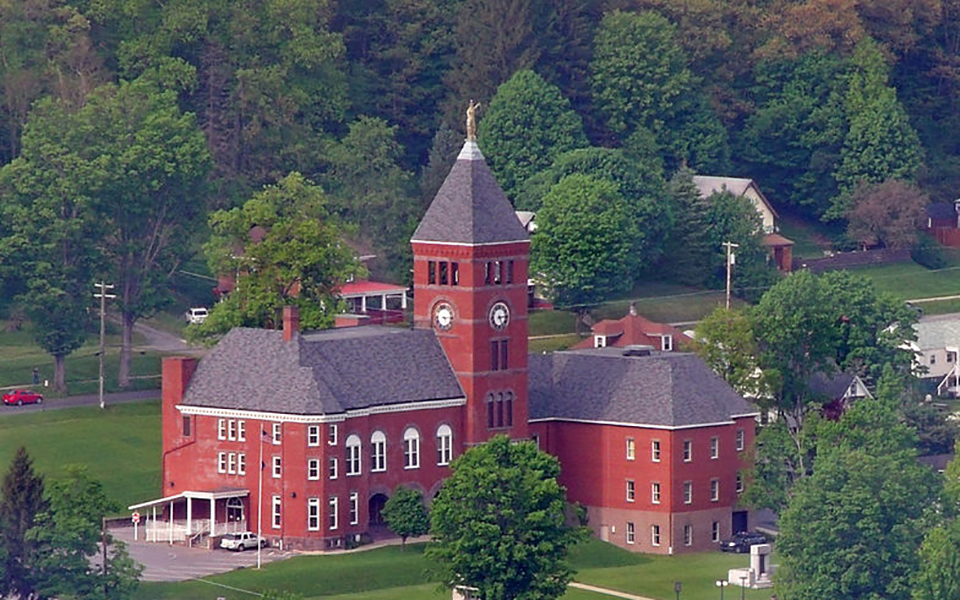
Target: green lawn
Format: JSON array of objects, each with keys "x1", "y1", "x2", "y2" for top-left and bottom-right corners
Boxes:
[
  {"x1": 134, "y1": 539, "x2": 777, "y2": 600},
  {"x1": 0, "y1": 319, "x2": 162, "y2": 396},
  {"x1": 845, "y1": 262, "x2": 960, "y2": 301},
  {"x1": 0, "y1": 401, "x2": 161, "y2": 511}
]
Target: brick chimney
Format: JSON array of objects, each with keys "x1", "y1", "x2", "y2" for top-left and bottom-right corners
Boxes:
[{"x1": 283, "y1": 305, "x2": 299, "y2": 342}]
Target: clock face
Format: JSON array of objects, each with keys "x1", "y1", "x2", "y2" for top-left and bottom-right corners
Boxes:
[
  {"x1": 489, "y1": 302, "x2": 510, "y2": 331},
  {"x1": 434, "y1": 302, "x2": 454, "y2": 331}
]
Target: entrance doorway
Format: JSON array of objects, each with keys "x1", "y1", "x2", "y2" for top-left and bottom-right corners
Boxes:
[
  {"x1": 369, "y1": 493, "x2": 388, "y2": 526},
  {"x1": 732, "y1": 510, "x2": 748, "y2": 534},
  {"x1": 227, "y1": 497, "x2": 244, "y2": 523}
]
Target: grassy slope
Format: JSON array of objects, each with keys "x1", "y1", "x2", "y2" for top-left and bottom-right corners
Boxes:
[
  {"x1": 0, "y1": 401, "x2": 161, "y2": 510},
  {"x1": 846, "y1": 263, "x2": 960, "y2": 300}
]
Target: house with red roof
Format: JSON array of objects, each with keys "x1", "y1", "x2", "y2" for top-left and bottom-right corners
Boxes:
[
  {"x1": 572, "y1": 305, "x2": 691, "y2": 352},
  {"x1": 134, "y1": 123, "x2": 757, "y2": 555}
]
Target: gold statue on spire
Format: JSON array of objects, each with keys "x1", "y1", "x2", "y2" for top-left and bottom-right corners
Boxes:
[{"x1": 466, "y1": 100, "x2": 481, "y2": 140}]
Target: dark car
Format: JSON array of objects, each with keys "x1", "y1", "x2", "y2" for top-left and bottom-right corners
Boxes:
[
  {"x1": 720, "y1": 531, "x2": 768, "y2": 553},
  {"x1": 2, "y1": 389, "x2": 44, "y2": 406}
]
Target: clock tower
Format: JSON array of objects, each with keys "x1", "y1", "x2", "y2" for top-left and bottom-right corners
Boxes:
[{"x1": 410, "y1": 125, "x2": 530, "y2": 445}]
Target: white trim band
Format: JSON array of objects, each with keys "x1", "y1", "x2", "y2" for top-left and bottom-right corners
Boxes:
[{"x1": 177, "y1": 397, "x2": 467, "y2": 423}]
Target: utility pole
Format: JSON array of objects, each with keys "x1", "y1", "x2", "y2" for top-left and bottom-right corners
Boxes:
[
  {"x1": 722, "y1": 242, "x2": 739, "y2": 310},
  {"x1": 93, "y1": 281, "x2": 116, "y2": 410}
]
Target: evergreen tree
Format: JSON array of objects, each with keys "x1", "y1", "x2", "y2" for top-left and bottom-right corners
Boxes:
[
  {"x1": 420, "y1": 121, "x2": 463, "y2": 203},
  {"x1": 659, "y1": 166, "x2": 713, "y2": 286},
  {"x1": 0, "y1": 446, "x2": 47, "y2": 600},
  {"x1": 704, "y1": 190, "x2": 778, "y2": 300},
  {"x1": 831, "y1": 39, "x2": 923, "y2": 218},
  {"x1": 477, "y1": 69, "x2": 588, "y2": 202}
]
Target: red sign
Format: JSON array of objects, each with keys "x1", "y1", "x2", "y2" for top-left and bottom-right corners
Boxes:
[{"x1": 132, "y1": 511, "x2": 141, "y2": 524}]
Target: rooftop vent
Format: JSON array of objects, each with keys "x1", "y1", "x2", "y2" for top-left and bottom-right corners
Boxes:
[{"x1": 621, "y1": 345, "x2": 654, "y2": 357}]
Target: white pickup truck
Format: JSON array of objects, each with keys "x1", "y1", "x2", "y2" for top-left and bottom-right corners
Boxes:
[{"x1": 220, "y1": 531, "x2": 267, "y2": 551}]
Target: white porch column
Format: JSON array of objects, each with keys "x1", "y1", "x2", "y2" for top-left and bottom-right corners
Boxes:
[
  {"x1": 168, "y1": 500, "x2": 174, "y2": 545},
  {"x1": 361, "y1": 295, "x2": 367, "y2": 312},
  {"x1": 186, "y1": 497, "x2": 193, "y2": 541},
  {"x1": 381, "y1": 293, "x2": 387, "y2": 311},
  {"x1": 210, "y1": 497, "x2": 216, "y2": 537},
  {"x1": 401, "y1": 291, "x2": 407, "y2": 309}
]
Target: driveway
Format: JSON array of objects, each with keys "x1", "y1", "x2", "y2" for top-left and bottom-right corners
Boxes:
[{"x1": 111, "y1": 525, "x2": 294, "y2": 582}]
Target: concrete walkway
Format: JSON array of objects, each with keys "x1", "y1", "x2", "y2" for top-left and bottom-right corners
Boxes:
[{"x1": 569, "y1": 582, "x2": 658, "y2": 600}]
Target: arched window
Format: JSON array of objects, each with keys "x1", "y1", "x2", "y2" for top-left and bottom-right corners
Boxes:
[
  {"x1": 371, "y1": 431, "x2": 387, "y2": 472},
  {"x1": 403, "y1": 427, "x2": 420, "y2": 469},
  {"x1": 345, "y1": 434, "x2": 362, "y2": 476},
  {"x1": 437, "y1": 424, "x2": 453, "y2": 466}
]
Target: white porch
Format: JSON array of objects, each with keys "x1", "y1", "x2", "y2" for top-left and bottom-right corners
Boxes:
[{"x1": 129, "y1": 488, "x2": 249, "y2": 547}]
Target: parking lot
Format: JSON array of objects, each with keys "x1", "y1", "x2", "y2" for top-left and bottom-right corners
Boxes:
[{"x1": 110, "y1": 525, "x2": 293, "y2": 582}]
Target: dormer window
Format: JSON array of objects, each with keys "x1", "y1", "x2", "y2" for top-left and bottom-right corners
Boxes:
[
  {"x1": 594, "y1": 336, "x2": 607, "y2": 348},
  {"x1": 662, "y1": 335, "x2": 673, "y2": 352}
]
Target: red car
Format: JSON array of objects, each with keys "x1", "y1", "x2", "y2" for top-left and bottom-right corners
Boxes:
[{"x1": 2, "y1": 389, "x2": 43, "y2": 406}]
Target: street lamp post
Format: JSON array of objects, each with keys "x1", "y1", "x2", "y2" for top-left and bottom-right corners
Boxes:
[
  {"x1": 674, "y1": 581, "x2": 682, "y2": 600},
  {"x1": 716, "y1": 579, "x2": 729, "y2": 600}
]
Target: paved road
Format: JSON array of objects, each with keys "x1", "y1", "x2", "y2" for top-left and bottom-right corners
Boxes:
[
  {"x1": 0, "y1": 389, "x2": 160, "y2": 417},
  {"x1": 111, "y1": 525, "x2": 294, "y2": 582}
]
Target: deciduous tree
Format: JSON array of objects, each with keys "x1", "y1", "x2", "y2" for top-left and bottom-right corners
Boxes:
[
  {"x1": 381, "y1": 485, "x2": 429, "y2": 550},
  {"x1": 28, "y1": 466, "x2": 142, "y2": 600},
  {"x1": 477, "y1": 69, "x2": 587, "y2": 202},
  {"x1": 530, "y1": 174, "x2": 643, "y2": 309},
  {"x1": 426, "y1": 436, "x2": 582, "y2": 600},
  {"x1": 192, "y1": 172, "x2": 362, "y2": 343},
  {"x1": 845, "y1": 179, "x2": 928, "y2": 248},
  {"x1": 776, "y1": 392, "x2": 937, "y2": 600}
]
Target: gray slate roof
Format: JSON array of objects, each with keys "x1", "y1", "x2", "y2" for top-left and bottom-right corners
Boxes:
[
  {"x1": 528, "y1": 349, "x2": 756, "y2": 427},
  {"x1": 915, "y1": 314, "x2": 960, "y2": 350},
  {"x1": 411, "y1": 140, "x2": 530, "y2": 245},
  {"x1": 927, "y1": 202, "x2": 958, "y2": 220},
  {"x1": 808, "y1": 371, "x2": 857, "y2": 400},
  {"x1": 182, "y1": 327, "x2": 464, "y2": 415}
]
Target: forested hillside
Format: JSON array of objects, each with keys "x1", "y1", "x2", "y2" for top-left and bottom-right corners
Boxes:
[{"x1": 2, "y1": 0, "x2": 958, "y2": 382}]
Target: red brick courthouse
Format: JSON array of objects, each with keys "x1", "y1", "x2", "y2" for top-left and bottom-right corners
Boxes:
[{"x1": 133, "y1": 134, "x2": 756, "y2": 554}]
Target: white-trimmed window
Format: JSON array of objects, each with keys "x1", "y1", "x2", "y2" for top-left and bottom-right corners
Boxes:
[
  {"x1": 371, "y1": 431, "x2": 387, "y2": 472},
  {"x1": 736, "y1": 429, "x2": 745, "y2": 451},
  {"x1": 626, "y1": 479, "x2": 635, "y2": 502},
  {"x1": 272, "y1": 422, "x2": 282, "y2": 445},
  {"x1": 350, "y1": 492, "x2": 359, "y2": 525},
  {"x1": 329, "y1": 457, "x2": 338, "y2": 480},
  {"x1": 228, "y1": 419, "x2": 237, "y2": 441},
  {"x1": 651, "y1": 482, "x2": 661, "y2": 504},
  {"x1": 683, "y1": 524, "x2": 693, "y2": 546},
  {"x1": 682, "y1": 440, "x2": 692, "y2": 462},
  {"x1": 346, "y1": 435, "x2": 362, "y2": 475},
  {"x1": 218, "y1": 419, "x2": 227, "y2": 440},
  {"x1": 736, "y1": 471, "x2": 744, "y2": 493},
  {"x1": 217, "y1": 452, "x2": 227, "y2": 473},
  {"x1": 328, "y1": 424, "x2": 338, "y2": 446},
  {"x1": 711, "y1": 479, "x2": 720, "y2": 501},
  {"x1": 594, "y1": 335, "x2": 607, "y2": 348},
  {"x1": 272, "y1": 495, "x2": 281, "y2": 528},
  {"x1": 662, "y1": 335, "x2": 673, "y2": 351},
  {"x1": 652, "y1": 525, "x2": 661, "y2": 546},
  {"x1": 437, "y1": 424, "x2": 453, "y2": 466},
  {"x1": 307, "y1": 497, "x2": 320, "y2": 531},
  {"x1": 228, "y1": 452, "x2": 237, "y2": 474},
  {"x1": 626, "y1": 438, "x2": 635, "y2": 461},
  {"x1": 238, "y1": 420, "x2": 246, "y2": 442},
  {"x1": 308, "y1": 458, "x2": 320, "y2": 480},
  {"x1": 238, "y1": 453, "x2": 246, "y2": 475},
  {"x1": 651, "y1": 440, "x2": 661, "y2": 462},
  {"x1": 403, "y1": 427, "x2": 420, "y2": 469},
  {"x1": 712, "y1": 521, "x2": 721, "y2": 542},
  {"x1": 272, "y1": 455, "x2": 281, "y2": 478},
  {"x1": 308, "y1": 425, "x2": 320, "y2": 447},
  {"x1": 710, "y1": 437, "x2": 719, "y2": 459},
  {"x1": 626, "y1": 522, "x2": 636, "y2": 544},
  {"x1": 329, "y1": 496, "x2": 338, "y2": 530},
  {"x1": 684, "y1": 481, "x2": 692, "y2": 504}
]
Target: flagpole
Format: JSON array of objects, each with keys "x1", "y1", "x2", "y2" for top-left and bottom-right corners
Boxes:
[{"x1": 257, "y1": 427, "x2": 264, "y2": 569}]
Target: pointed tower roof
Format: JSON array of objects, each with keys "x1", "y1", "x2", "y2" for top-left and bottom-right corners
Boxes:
[{"x1": 411, "y1": 140, "x2": 530, "y2": 245}]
